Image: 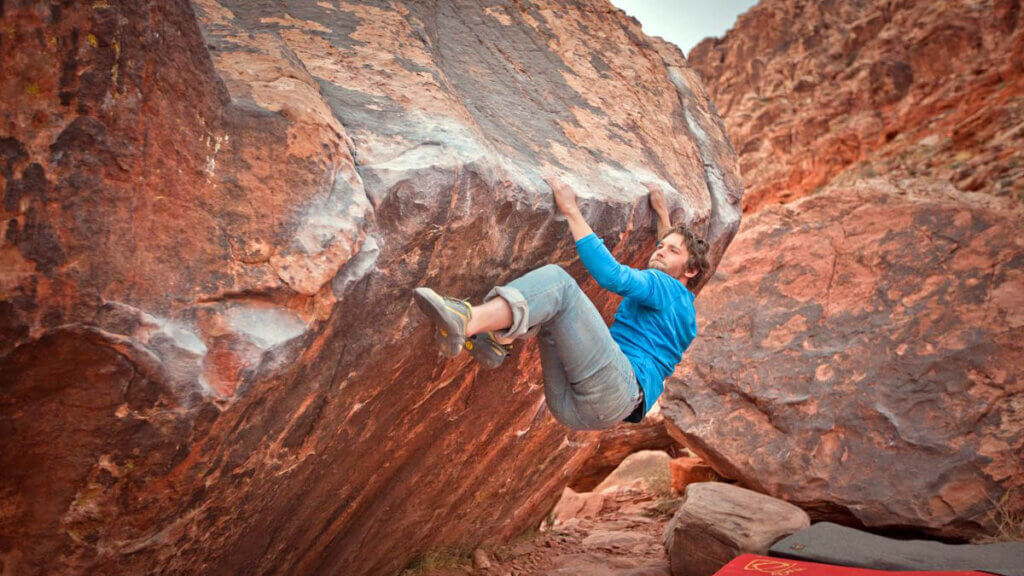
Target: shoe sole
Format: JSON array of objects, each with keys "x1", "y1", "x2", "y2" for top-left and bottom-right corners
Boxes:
[
  {"x1": 466, "y1": 334, "x2": 508, "y2": 369},
  {"x1": 413, "y1": 287, "x2": 465, "y2": 358}
]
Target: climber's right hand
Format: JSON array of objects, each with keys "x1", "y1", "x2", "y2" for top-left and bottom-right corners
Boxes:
[{"x1": 547, "y1": 176, "x2": 581, "y2": 218}]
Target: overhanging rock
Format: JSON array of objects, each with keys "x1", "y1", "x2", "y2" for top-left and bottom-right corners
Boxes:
[{"x1": 0, "y1": 1, "x2": 741, "y2": 575}]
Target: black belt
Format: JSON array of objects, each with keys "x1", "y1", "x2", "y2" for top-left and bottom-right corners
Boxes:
[{"x1": 622, "y1": 382, "x2": 645, "y2": 423}]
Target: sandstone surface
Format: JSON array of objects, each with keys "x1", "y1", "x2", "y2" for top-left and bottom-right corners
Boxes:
[
  {"x1": 688, "y1": 0, "x2": 1024, "y2": 212},
  {"x1": 661, "y1": 178, "x2": 1024, "y2": 539},
  {"x1": 551, "y1": 487, "x2": 608, "y2": 523},
  {"x1": 669, "y1": 457, "x2": 721, "y2": 494},
  {"x1": 480, "y1": 466, "x2": 676, "y2": 576},
  {"x1": 0, "y1": 2, "x2": 742, "y2": 575},
  {"x1": 664, "y1": 482, "x2": 810, "y2": 576},
  {"x1": 594, "y1": 450, "x2": 674, "y2": 496}
]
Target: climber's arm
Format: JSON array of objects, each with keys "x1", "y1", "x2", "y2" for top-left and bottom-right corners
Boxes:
[{"x1": 547, "y1": 176, "x2": 674, "y2": 308}]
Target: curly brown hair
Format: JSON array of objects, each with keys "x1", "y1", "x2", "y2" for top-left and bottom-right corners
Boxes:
[{"x1": 660, "y1": 226, "x2": 709, "y2": 290}]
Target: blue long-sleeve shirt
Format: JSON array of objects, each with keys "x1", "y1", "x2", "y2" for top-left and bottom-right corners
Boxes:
[{"x1": 575, "y1": 233, "x2": 697, "y2": 418}]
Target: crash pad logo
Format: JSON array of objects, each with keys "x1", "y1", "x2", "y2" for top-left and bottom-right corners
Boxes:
[{"x1": 742, "y1": 559, "x2": 805, "y2": 576}]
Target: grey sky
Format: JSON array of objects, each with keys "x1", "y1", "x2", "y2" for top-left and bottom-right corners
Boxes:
[{"x1": 610, "y1": 0, "x2": 759, "y2": 56}]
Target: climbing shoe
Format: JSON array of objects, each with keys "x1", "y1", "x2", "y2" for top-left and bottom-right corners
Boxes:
[
  {"x1": 413, "y1": 287, "x2": 471, "y2": 358},
  {"x1": 465, "y1": 332, "x2": 511, "y2": 369}
]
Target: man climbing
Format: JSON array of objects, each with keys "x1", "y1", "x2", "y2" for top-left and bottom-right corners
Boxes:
[{"x1": 413, "y1": 176, "x2": 708, "y2": 430}]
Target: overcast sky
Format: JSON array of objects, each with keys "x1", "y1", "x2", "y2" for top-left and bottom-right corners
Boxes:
[{"x1": 610, "y1": 0, "x2": 759, "y2": 56}]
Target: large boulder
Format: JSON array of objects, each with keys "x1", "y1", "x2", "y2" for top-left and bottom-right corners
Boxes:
[
  {"x1": 688, "y1": 0, "x2": 1024, "y2": 211},
  {"x1": 0, "y1": 1, "x2": 741, "y2": 575},
  {"x1": 661, "y1": 178, "x2": 1023, "y2": 540},
  {"x1": 664, "y1": 482, "x2": 810, "y2": 576}
]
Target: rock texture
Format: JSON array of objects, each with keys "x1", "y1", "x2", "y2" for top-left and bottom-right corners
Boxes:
[
  {"x1": 688, "y1": 0, "x2": 1024, "y2": 212},
  {"x1": 594, "y1": 450, "x2": 674, "y2": 495},
  {"x1": 664, "y1": 482, "x2": 810, "y2": 576},
  {"x1": 0, "y1": 1, "x2": 741, "y2": 575},
  {"x1": 661, "y1": 178, "x2": 1024, "y2": 539},
  {"x1": 552, "y1": 487, "x2": 609, "y2": 522},
  {"x1": 471, "y1": 483, "x2": 676, "y2": 576},
  {"x1": 669, "y1": 457, "x2": 721, "y2": 494},
  {"x1": 483, "y1": 453, "x2": 676, "y2": 576}
]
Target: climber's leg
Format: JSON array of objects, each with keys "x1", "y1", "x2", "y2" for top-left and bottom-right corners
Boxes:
[
  {"x1": 536, "y1": 329, "x2": 588, "y2": 429},
  {"x1": 536, "y1": 326, "x2": 641, "y2": 429},
  {"x1": 483, "y1": 264, "x2": 641, "y2": 429},
  {"x1": 466, "y1": 297, "x2": 513, "y2": 338}
]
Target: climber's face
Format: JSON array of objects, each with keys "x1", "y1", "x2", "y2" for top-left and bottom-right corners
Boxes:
[{"x1": 648, "y1": 232, "x2": 694, "y2": 280}]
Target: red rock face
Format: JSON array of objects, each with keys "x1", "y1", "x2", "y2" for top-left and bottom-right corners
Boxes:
[
  {"x1": 661, "y1": 178, "x2": 1023, "y2": 539},
  {"x1": 688, "y1": 0, "x2": 1024, "y2": 212},
  {"x1": 669, "y1": 457, "x2": 721, "y2": 494},
  {"x1": 0, "y1": 1, "x2": 741, "y2": 574}
]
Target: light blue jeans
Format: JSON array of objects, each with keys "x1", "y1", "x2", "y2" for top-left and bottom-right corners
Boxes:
[{"x1": 485, "y1": 264, "x2": 642, "y2": 430}]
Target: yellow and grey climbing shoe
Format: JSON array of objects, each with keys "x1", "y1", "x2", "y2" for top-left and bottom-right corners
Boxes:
[
  {"x1": 413, "y1": 287, "x2": 471, "y2": 358},
  {"x1": 465, "y1": 332, "x2": 511, "y2": 369}
]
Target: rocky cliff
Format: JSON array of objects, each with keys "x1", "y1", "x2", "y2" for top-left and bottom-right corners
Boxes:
[
  {"x1": 0, "y1": 1, "x2": 740, "y2": 574},
  {"x1": 688, "y1": 0, "x2": 1024, "y2": 212}
]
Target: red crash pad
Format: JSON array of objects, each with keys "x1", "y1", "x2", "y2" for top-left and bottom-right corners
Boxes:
[{"x1": 715, "y1": 555, "x2": 992, "y2": 576}]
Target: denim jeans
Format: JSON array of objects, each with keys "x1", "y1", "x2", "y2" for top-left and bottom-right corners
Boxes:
[{"x1": 485, "y1": 264, "x2": 642, "y2": 430}]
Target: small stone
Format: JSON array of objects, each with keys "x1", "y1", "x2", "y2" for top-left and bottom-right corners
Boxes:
[
  {"x1": 582, "y1": 529, "x2": 645, "y2": 550},
  {"x1": 472, "y1": 548, "x2": 492, "y2": 570}
]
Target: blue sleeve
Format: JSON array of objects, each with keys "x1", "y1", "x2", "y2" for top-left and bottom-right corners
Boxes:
[{"x1": 574, "y1": 233, "x2": 683, "y2": 310}]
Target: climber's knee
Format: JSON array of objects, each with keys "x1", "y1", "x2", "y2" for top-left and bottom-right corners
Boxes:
[{"x1": 536, "y1": 263, "x2": 576, "y2": 288}]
